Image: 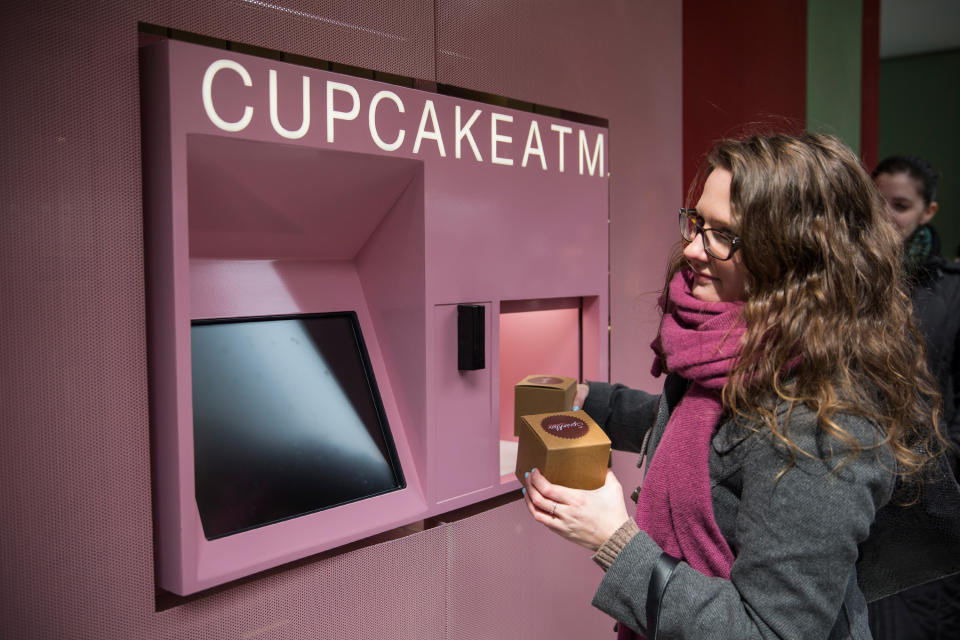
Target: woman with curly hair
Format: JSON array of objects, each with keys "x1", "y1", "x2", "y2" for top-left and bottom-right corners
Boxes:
[{"x1": 522, "y1": 133, "x2": 948, "y2": 639}]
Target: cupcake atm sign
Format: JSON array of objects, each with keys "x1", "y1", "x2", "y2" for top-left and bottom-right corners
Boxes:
[
  {"x1": 141, "y1": 38, "x2": 608, "y2": 595},
  {"x1": 199, "y1": 58, "x2": 605, "y2": 176}
]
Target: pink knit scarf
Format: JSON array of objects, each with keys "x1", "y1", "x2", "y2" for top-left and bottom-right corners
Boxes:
[{"x1": 619, "y1": 270, "x2": 744, "y2": 639}]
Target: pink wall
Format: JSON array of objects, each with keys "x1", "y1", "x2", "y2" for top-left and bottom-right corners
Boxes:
[
  {"x1": 0, "y1": 1, "x2": 681, "y2": 637},
  {"x1": 499, "y1": 303, "x2": 582, "y2": 441}
]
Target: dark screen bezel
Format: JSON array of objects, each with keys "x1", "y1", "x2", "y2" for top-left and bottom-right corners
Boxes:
[{"x1": 190, "y1": 310, "x2": 406, "y2": 540}]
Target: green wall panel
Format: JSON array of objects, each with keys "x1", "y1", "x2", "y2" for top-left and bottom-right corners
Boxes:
[
  {"x1": 879, "y1": 49, "x2": 960, "y2": 259},
  {"x1": 807, "y1": 0, "x2": 862, "y2": 153}
]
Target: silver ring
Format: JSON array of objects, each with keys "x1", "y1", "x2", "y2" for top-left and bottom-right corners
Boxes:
[{"x1": 551, "y1": 501, "x2": 558, "y2": 516}]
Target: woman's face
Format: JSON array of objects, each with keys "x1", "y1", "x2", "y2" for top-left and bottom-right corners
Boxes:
[
  {"x1": 683, "y1": 168, "x2": 748, "y2": 303},
  {"x1": 875, "y1": 171, "x2": 937, "y2": 240}
]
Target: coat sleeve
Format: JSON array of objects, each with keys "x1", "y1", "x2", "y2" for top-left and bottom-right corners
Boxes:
[
  {"x1": 582, "y1": 381, "x2": 659, "y2": 454},
  {"x1": 591, "y1": 412, "x2": 894, "y2": 639}
]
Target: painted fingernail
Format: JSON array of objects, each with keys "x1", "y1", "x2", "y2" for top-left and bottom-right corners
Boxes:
[
  {"x1": 572, "y1": 405, "x2": 580, "y2": 411},
  {"x1": 524, "y1": 471, "x2": 529, "y2": 479},
  {"x1": 521, "y1": 488, "x2": 526, "y2": 496}
]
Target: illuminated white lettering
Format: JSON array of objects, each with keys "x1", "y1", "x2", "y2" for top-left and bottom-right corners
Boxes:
[
  {"x1": 202, "y1": 59, "x2": 253, "y2": 132},
  {"x1": 326, "y1": 81, "x2": 360, "y2": 143},
  {"x1": 551, "y1": 124, "x2": 572, "y2": 173},
  {"x1": 268, "y1": 70, "x2": 310, "y2": 139},
  {"x1": 455, "y1": 106, "x2": 483, "y2": 161},
  {"x1": 198, "y1": 57, "x2": 607, "y2": 179},
  {"x1": 521, "y1": 120, "x2": 547, "y2": 170},
  {"x1": 490, "y1": 113, "x2": 513, "y2": 166},
  {"x1": 413, "y1": 100, "x2": 446, "y2": 157},
  {"x1": 579, "y1": 130, "x2": 604, "y2": 176},
  {"x1": 369, "y1": 90, "x2": 405, "y2": 151}
]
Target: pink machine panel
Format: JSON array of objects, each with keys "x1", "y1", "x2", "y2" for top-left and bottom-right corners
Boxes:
[{"x1": 141, "y1": 39, "x2": 608, "y2": 595}]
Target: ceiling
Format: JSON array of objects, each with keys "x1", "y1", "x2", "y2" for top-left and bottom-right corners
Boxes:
[{"x1": 880, "y1": 0, "x2": 960, "y2": 59}]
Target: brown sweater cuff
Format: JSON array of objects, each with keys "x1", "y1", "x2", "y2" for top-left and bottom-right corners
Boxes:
[{"x1": 592, "y1": 519, "x2": 640, "y2": 571}]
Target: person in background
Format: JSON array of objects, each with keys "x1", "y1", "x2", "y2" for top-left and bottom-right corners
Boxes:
[
  {"x1": 521, "y1": 133, "x2": 947, "y2": 639},
  {"x1": 868, "y1": 155, "x2": 960, "y2": 639}
]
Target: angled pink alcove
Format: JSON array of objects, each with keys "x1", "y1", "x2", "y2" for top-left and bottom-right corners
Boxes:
[{"x1": 141, "y1": 38, "x2": 608, "y2": 595}]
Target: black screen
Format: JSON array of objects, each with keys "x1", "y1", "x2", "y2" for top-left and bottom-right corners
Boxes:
[{"x1": 190, "y1": 312, "x2": 405, "y2": 540}]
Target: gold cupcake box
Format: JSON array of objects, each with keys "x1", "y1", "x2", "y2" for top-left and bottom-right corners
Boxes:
[
  {"x1": 513, "y1": 375, "x2": 577, "y2": 436},
  {"x1": 514, "y1": 410, "x2": 611, "y2": 490}
]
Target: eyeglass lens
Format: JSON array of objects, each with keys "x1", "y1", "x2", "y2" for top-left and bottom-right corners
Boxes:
[{"x1": 678, "y1": 211, "x2": 734, "y2": 260}]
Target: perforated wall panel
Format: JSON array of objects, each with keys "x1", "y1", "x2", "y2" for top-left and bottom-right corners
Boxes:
[
  {"x1": 0, "y1": 1, "x2": 680, "y2": 638},
  {"x1": 445, "y1": 501, "x2": 613, "y2": 639},
  {"x1": 436, "y1": 0, "x2": 684, "y2": 390}
]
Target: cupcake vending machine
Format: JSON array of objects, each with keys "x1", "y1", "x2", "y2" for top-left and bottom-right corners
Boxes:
[{"x1": 141, "y1": 39, "x2": 608, "y2": 595}]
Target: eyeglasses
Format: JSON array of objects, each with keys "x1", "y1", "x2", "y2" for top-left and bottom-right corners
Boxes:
[{"x1": 679, "y1": 208, "x2": 741, "y2": 261}]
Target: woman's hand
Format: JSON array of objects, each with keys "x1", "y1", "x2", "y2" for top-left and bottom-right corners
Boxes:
[
  {"x1": 523, "y1": 468, "x2": 630, "y2": 551},
  {"x1": 573, "y1": 383, "x2": 589, "y2": 410}
]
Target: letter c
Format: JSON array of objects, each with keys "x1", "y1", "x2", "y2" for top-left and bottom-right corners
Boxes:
[
  {"x1": 369, "y1": 90, "x2": 405, "y2": 151},
  {"x1": 202, "y1": 59, "x2": 254, "y2": 132}
]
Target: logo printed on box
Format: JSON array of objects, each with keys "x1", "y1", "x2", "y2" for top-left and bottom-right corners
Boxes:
[{"x1": 541, "y1": 415, "x2": 589, "y2": 439}]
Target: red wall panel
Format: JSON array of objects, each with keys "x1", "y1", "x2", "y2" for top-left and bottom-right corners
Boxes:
[
  {"x1": 682, "y1": 0, "x2": 807, "y2": 194},
  {"x1": 860, "y1": 0, "x2": 880, "y2": 169}
]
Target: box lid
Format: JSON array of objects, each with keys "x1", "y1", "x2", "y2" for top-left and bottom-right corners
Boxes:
[
  {"x1": 521, "y1": 410, "x2": 610, "y2": 449},
  {"x1": 516, "y1": 375, "x2": 577, "y2": 390}
]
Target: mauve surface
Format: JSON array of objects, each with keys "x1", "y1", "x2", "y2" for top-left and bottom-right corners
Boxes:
[{"x1": 0, "y1": 1, "x2": 679, "y2": 637}]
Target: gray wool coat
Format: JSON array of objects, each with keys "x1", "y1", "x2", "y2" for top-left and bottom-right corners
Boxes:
[{"x1": 584, "y1": 375, "x2": 895, "y2": 640}]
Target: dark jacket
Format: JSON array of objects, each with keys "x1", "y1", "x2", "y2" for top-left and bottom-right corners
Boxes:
[
  {"x1": 868, "y1": 228, "x2": 960, "y2": 639},
  {"x1": 908, "y1": 247, "x2": 960, "y2": 458},
  {"x1": 585, "y1": 377, "x2": 894, "y2": 639}
]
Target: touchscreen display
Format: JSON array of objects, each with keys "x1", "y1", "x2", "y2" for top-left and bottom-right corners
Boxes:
[{"x1": 190, "y1": 312, "x2": 405, "y2": 539}]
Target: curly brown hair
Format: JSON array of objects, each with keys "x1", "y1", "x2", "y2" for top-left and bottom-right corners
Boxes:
[{"x1": 671, "y1": 132, "x2": 945, "y2": 480}]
